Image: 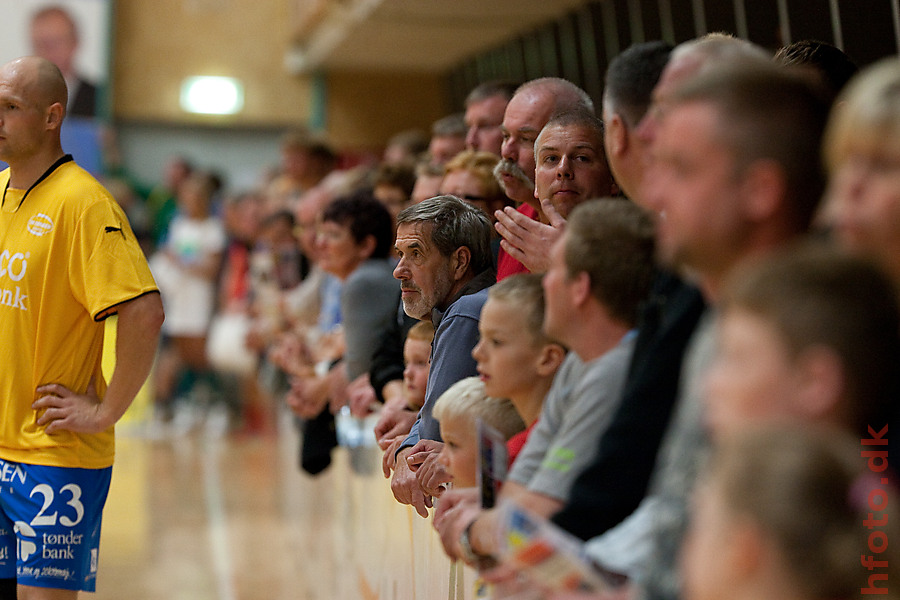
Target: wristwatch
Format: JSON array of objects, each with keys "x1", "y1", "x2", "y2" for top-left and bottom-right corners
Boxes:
[{"x1": 459, "y1": 520, "x2": 497, "y2": 568}]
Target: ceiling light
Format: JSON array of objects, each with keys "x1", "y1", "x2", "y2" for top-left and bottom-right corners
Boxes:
[{"x1": 180, "y1": 76, "x2": 244, "y2": 115}]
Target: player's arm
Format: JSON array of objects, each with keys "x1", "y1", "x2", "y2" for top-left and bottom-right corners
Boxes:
[{"x1": 99, "y1": 292, "x2": 165, "y2": 424}]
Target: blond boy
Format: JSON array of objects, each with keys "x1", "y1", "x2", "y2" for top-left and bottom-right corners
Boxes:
[{"x1": 425, "y1": 377, "x2": 524, "y2": 489}]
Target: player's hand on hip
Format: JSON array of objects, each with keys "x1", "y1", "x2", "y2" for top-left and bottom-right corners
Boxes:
[{"x1": 34, "y1": 379, "x2": 109, "y2": 434}]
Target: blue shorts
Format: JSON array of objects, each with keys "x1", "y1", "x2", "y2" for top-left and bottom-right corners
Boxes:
[{"x1": 0, "y1": 458, "x2": 112, "y2": 592}]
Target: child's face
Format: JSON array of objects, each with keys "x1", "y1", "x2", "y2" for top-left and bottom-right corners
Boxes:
[
  {"x1": 825, "y1": 147, "x2": 900, "y2": 270},
  {"x1": 263, "y1": 219, "x2": 296, "y2": 249},
  {"x1": 437, "y1": 414, "x2": 478, "y2": 488},
  {"x1": 403, "y1": 337, "x2": 431, "y2": 408},
  {"x1": 472, "y1": 298, "x2": 548, "y2": 402},
  {"x1": 179, "y1": 178, "x2": 210, "y2": 219},
  {"x1": 704, "y1": 308, "x2": 801, "y2": 438},
  {"x1": 227, "y1": 196, "x2": 262, "y2": 241}
]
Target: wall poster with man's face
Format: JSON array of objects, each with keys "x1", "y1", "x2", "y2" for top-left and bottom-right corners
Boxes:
[{"x1": 0, "y1": 0, "x2": 112, "y2": 173}]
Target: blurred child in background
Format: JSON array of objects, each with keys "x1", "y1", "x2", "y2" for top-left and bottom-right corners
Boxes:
[
  {"x1": 150, "y1": 171, "x2": 226, "y2": 428},
  {"x1": 705, "y1": 244, "x2": 900, "y2": 442},
  {"x1": 682, "y1": 425, "x2": 900, "y2": 600}
]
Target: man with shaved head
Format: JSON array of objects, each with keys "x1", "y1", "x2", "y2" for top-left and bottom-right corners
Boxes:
[
  {"x1": 0, "y1": 57, "x2": 163, "y2": 598},
  {"x1": 492, "y1": 77, "x2": 598, "y2": 278},
  {"x1": 493, "y1": 77, "x2": 595, "y2": 208}
]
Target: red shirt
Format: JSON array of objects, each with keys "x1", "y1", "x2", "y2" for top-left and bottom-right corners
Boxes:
[
  {"x1": 507, "y1": 421, "x2": 538, "y2": 469},
  {"x1": 496, "y1": 203, "x2": 538, "y2": 281}
]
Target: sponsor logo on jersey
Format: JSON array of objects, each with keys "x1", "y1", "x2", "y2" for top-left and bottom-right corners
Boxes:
[
  {"x1": 0, "y1": 250, "x2": 27, "y2": 282},
  {"x1": 26, "y1": 214, "x2": 54, "y2": 237},
  {"x1": 0, "y1": 250, "x2": 29, "y2": 311}
]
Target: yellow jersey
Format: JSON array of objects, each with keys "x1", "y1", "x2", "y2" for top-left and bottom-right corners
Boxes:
[{"x1": 0, "y1": 157, "x2": 158, "y2": 469}]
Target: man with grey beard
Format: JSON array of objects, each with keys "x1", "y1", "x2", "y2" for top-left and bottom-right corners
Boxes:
[
  {"x1": 492, "y1": 78, "x2": 595, "y2": 279},
  {"x1": 386, "y1": 196, "x2": 496, "y2": 518}
]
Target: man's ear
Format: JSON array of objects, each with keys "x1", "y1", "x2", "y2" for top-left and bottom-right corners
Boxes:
[
  {"x1": 46, "y1": 102, "x2": 64, "y2": 131},
  {"x1": 450, "y1": 246, "x2": 472, "y2": 280},
  {"x1": 605, "y1": 113, "x2": 629, "y2": 158},
  {"x1": 535, "y1": 343, "x2": 566, "y2": 377},
  {"x1": 570, "y1": 271, "x2": 591, "y2": 308},
  {"x1": 740, "y1": 159, "x2": 787, "y2": 223}
]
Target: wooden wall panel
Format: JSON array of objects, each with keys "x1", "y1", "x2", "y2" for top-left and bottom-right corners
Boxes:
[{"x1": 326, "y1": 70, "x2": 448, "y2": 151}]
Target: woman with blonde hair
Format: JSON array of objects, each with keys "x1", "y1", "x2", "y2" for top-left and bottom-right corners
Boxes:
[
  {"x1": 823, "y1": 58, "x2": 900, "y2": 290},
  {"x1": 440, "y1": 149, "x2": 511, "y2": 223}
]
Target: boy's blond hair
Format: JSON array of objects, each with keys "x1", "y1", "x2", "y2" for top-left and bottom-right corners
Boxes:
[
  {"x1": 487, "y1": 273, "x2": 555, "y2": 347},
  {"x1": 433, "y1": 377, "x2": 524, "y2": 440},
  {"x1": 406, "y1": 320, "x2": 435, "y2": 344}
]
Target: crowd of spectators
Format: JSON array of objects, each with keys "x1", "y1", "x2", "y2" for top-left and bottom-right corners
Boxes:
[{"x1": 104, "y1": 35, "x2": 900, "y2": 600}]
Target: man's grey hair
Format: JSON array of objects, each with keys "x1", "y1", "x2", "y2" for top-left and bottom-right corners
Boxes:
[
  {"x1": 396, "y1": 195, "x2": 494, "y2": 274},
  {"x1": 516, "y1": 77, "x2": 595, "y2": 115}
]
